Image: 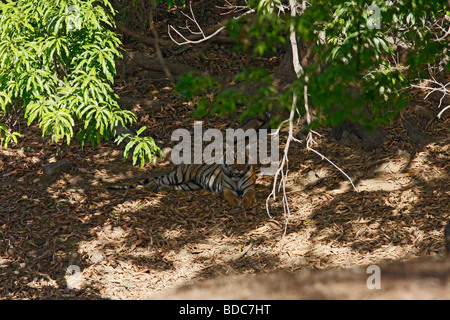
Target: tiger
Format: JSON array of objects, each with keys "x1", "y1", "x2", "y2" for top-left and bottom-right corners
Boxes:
[{"x1": 107, "y1": 157, "x2": 256, "y2": 209}]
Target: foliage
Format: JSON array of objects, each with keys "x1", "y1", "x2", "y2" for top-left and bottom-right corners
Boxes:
[
  {"x1": 228, "y1": 10, "x2": 289, "y2": 56},
  {"x1": 0, "y1": 0, "x2": 159, "y2": 164},
  {"x1": 115, "y1": 126, "x2": 161, "y2": 167},
  {"x1": 177, "y1": 0, "x2": 450, "y2": 130},
  {"x1": 0, "y1": 123, "x2": 21, "y2": 149},
  {"x1": 301, "y1": 0, "x2": 448, "y2": 128}
]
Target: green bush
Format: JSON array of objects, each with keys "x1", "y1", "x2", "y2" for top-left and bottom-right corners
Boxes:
[
  {"x1": 0, "y1": 0, "x2": 159, "y2": 165},
  {"x1": 177, "y1": 0, "x2": 450, "y2": 130}
]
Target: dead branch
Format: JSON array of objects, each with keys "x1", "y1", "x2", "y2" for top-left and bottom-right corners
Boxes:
[
  {"x1": 149, "y1": 8, "x2": 174, "y2": 82},
  {"x1": 216, "y1": 0, "x2": 249, "y2": 16},
  {"x1": 266, "y1": 0, "x2": 357, "y2": 230},
  {"x1": 411, "y1": 79, "x2": 450, "y2": 118},
  {"x1": 168, "y1": 1, "x2": 254, "y2": 46},
  {"x1": 432, "y1": 13, "x2": 450, "y2": 42},
  {"x1": 266, "y1": 0, "x2": 307, "y2": 233}
]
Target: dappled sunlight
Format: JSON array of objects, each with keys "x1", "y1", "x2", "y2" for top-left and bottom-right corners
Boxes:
[{"x1": 1, "y1": 104, "x2": 448, "y2": 298}]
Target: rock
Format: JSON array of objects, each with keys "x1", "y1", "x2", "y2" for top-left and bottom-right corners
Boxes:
[{"x1": 44, "y1": 159, "x2": 72, "y2": 176}]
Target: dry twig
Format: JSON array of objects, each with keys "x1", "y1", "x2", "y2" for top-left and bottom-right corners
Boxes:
[
  {"x1": 168, "y1": 1, "x2": 254, "y2": 46},
  {"x1": 411, "y1": 78, "x2": 450, "y2": 119},
  {"x1": 266, "y1": 0, "x2": 357, "y2": 234}
]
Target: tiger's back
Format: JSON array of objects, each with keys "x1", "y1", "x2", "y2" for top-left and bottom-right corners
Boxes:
[
  {"x1": 155, "y1": 163, "x2": 224, "y2": 193},
  {"x1": 108, "y1": 161, "x2": 256, "y2": 208}
]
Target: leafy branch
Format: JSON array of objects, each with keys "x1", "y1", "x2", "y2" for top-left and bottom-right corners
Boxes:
[{"x1": 115, "y1": 126, "x2": 161, "y2": 168}]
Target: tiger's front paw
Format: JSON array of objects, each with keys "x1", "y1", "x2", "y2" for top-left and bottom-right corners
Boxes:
[
  {"x1": 223, "y1": 189, "x2": 240, "y2": 207},
  {"x1": 241, "y1": 190, "x2": 256, "y2": 209}
]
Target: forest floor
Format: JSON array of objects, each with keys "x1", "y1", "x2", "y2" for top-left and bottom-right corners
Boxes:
[{"x1": 1, "y1": 2, "x2": 449, "y2": 299}]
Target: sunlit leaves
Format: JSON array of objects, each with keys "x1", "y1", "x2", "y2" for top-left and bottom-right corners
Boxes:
[
  {"x1": 0, "y1": 0, "x2": 139, "y2": 150},
  {"x1": 255, "y1": 0, "x2": 285, "y2": 15},
  {"x1": 0, "y1": 92, "x2": 11, "y2": 114},
  {"x1": 0, "y1": 124, "x2": 21, "y2": 149},
  {"x1": 116, "y1": 126, "x2": 161, "y2": 168},
  {"x1": 40, "y1": 107, "x2": 75, "y2": 144}
]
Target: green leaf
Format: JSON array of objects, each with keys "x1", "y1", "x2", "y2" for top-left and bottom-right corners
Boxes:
[{"x1": 136, "y1": 126, "x2": 147, "y2": 136}]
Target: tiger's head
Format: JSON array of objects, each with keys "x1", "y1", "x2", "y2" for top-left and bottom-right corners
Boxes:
[{"x1": 222, "y1": 150, "x2": 252, "y2": 182}]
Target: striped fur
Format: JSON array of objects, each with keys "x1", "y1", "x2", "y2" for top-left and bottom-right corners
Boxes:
[{"x1": 108, "y1": 162, "x2": 256, "y2": 208}]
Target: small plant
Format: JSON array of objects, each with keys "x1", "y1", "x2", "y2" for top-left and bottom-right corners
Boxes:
[
  {"x1": 115, "y1": 126, "x2": 161, "y2": 167},
  {"x1": 0, "y1": 123, "x2": 21, "y2": 149}
]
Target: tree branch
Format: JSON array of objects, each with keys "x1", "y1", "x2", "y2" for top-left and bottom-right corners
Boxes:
[
  {"x1": 266, "y1": 0, "x2": 357, "y2": 234},
  {"x1": 411, "y1": 78, "x2": 450, "y2": 118},
  {"x1": 116, "y1": 22, "x2": 172, "y2": 47},
  {"x1": 149, "y1": 8, "x2": 174, "y2": 82},
  {"x1": 168, "y1": 1, "x2": 254, "y2": 46}
]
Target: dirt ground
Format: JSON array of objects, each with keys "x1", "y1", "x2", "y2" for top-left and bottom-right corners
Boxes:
[{"x1": 1, "y1": 3, "x2": 449, "y2": 300}]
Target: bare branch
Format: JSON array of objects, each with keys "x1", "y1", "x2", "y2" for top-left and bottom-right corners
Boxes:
[
  {"x1": 265, "y1": 101, "x2": 297, "y2": 224},
  {"x1": 216, "y1": 0, "x2": 249, "y2": 15},
  {"x1": 432, "y1": 14, "x2": 450, "y2": 42},
  {"x1": 265, "y1": 0, "x2": 357, "y2": 234},
  {"x1": 265, "y1": 0, "x2": 308, "y2": 234},
  {"x1": 150, "y1": 8, "x2": 174, "y2": 82},
  {"x1": 437, "y1": 105, "x2": 450, "y2": 118},
  {"x1": 168, "y1": 24, "x2": 227, "y2": 46},
  {"x1": 168, "y1": 1, "x2": 255, "y2": 46},
  {"x1": 411, "y1": 79, "x2": 450, "y2": 118}
]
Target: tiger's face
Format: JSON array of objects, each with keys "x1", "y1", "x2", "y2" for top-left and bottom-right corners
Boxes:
[
  {"x1": 222, "y1": 156, "x2": 256, "y2": 208},
  {"x1": 222, "y1": 162, "x2": 252, "y2": 182},
  {"x1": 222, "y1": 150, "x2": 252, "y2": 181}
]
